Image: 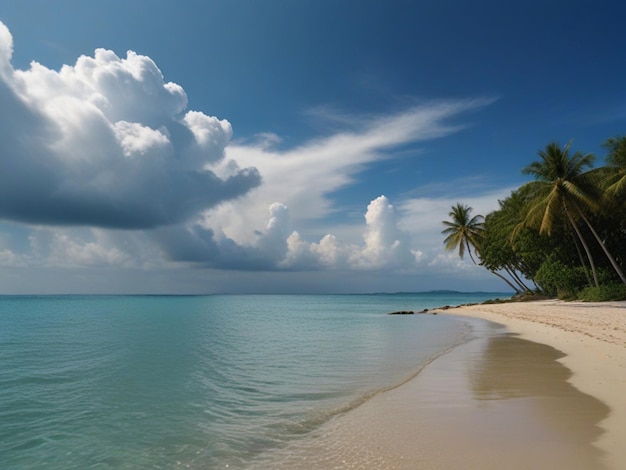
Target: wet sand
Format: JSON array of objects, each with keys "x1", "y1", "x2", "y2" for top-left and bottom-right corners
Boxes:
[
  {"x1": 444, "y1": 300, "x2": 626, "y2": 470},
  {"x1": 258, "y1": 306, "x2": 620, "y2": 469}
]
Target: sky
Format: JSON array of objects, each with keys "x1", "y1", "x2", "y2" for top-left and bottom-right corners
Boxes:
[{"x1": 0, "y1": 0, "x2": 625, "y2": 294}]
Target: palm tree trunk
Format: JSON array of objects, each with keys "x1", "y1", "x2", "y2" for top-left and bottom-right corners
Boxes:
[
  {"x1": 504, "y1": 267, "x2": 528, "y2": 291},
  {"x1": 503, "y1": 266, "x2": 523, "y2": 291},
  {"x1": 468, "y1": 239, "x2": 520, "y2": 293},
  {"x1": 565, "y1": 210, "x2": 599, "y2": 287},
  {"x1": 575, "y1": 207, "x2": 626, "y2": 286},
  {"x1": 465, "y1": 240, "x2": 478, "y2": 265},
  {"x1": 490, "y1": 270, "x2": 522, "y2": 293},
  {"x1": 569, "y1": 227, "x2": 592, "y2": 287},
  {"x1": 507, "y1": 267, "x2": 532, "y2": 292}
]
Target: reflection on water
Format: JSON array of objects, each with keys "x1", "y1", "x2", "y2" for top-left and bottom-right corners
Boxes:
[
  {"x1": 243, "y1": 324, "x2": 613, "y2": 470},
  {"x1": 470, "y1": 333, "x2": 571, "y2": 399},
  {"x1": 469, "y1": 332, "x2": 610, "y2": 464}
]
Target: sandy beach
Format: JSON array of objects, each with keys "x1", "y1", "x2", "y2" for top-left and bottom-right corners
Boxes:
[
  {"x1": 260, "y1": 299, "x2": 626, "y2": 469},
  {"x1": 444, "y1": 299, "x2": 626, "y2": 470}
]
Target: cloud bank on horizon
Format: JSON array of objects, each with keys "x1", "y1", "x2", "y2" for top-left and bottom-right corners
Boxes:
[{"x1": 0, "y1": 20, "x2": 506, "y2": 291}]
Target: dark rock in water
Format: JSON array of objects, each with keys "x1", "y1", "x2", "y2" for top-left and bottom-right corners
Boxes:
[
  {"x1": 417, "y1": 309, "x2": 437, "y2": 315},
  {"x1": 387, "y1": 310, "x2": 414, "y2": 315},
  {"x1": 421, "y1": 308, "x2": 438, "y2": 315}
]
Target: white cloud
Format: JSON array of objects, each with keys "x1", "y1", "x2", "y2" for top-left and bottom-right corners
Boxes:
[
  {"x1": 48, "y1": 235, "x2": 128, "y2": 267},
  {"x1": 0, "y1": 21, "x2": 13, "y2": 78},
  {"x1": 310, "y1": 234, "x2": 347, "y2": 268},
  {"x1": 0, "y1": 249, "x2": 27, "y2": 268},
  {"x1": 0, "y1": 20, "x2": 511, "y2": 292},
  {"x1": 165, "y1": 195, "x2": 429, "y2": 272},
  {"x1": 0, "y1": 184, "x2": 511, "y2": 293},
  {"x1": 113, "y1": 121, "x2": 170, "y2": 158},
  {"x1": 0, "y1": 21, "x2": 259, "y2": 229},
  {"x1": 397, "y1": 184, "x2": 517, "y2": 253},
  {"x1": 256, "y1": 202, "x2": 290, "y2": 261},
  {"x1": 357, "y1": 196, "x2": 412, "y2": 267},
  {"x1": 207, "y1": 99, "x2": 495, "y2": 245},
  {"x1": 26, "y1": 228, "x2": 152, "y2": 269},
  {"x1": 182, "y1": 111, "x2": 233, "y2": 170},
  {"x1": 220, "y1": 194, "x2": 479, "y2": 273}
]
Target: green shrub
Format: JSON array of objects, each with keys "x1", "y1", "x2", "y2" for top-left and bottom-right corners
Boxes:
[
  {"x1": 577, "y1": 284, "x2": 626, "y2": 302},
  {"x1": 534, "y1": 257, "x2": 588, "y2": 299}
]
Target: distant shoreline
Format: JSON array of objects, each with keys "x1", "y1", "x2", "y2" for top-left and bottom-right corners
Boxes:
[{"x1": 0, "y1": 290, "x2": 514, "y2": 297}]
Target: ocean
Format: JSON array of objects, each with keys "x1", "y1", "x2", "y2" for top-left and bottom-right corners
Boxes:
[{"x1": 0, "y1": 292, "x2": 508, "y2": 469}]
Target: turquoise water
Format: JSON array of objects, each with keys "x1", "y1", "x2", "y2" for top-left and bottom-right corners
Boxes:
[{"x1": 0, "y1": 293, "x2": 506, "y2": 469}]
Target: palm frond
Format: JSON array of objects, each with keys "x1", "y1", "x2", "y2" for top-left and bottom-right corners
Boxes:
[
  {"x1": 605, "y1": 173, "x2": 626, "y2": 197},
  {"x1": 561, "y1": 180, "x2": 599, "y2": 212},
  {"x1": 603, "y1": 136, "x2": 626, "y2": 167},
  {"x1": 540, "y1": 186, "x2": 561, "y2": 234},
  {"x1": 441, "y1": 203, "x2": 483, "y2": 260}
]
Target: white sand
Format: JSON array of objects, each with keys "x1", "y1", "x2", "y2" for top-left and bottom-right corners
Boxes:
[{"x1": 444, "y1": 299, "x2": 626, "y2": 470}]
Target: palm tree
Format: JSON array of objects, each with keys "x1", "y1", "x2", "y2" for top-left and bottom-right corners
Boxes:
[
  {"x1": 442, "y1": 203, "x2": 484, "y2": 264},
  {"x1": 602, "y1": 136, "x2": 626, "y2": 199},
  {"x1": 520, "y1": 141, "x2": 626, "y2": 287},
  {"x1": 442, "y1": 203, "x2": 522, "y2": 293}
]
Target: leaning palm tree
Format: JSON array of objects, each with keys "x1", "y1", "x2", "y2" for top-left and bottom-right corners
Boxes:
[
  {"x1": 520, "y1": 141, "x2": 626, "y2": 287},
  {"x1": 442, "y1": 203, "x2": 521, "y2": 293},
  {"x1": 442, "y1": 203, "x2": 484, "y2": 264}
]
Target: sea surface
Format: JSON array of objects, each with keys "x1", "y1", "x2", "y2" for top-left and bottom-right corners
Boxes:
[{"x1": 0, "y1": 292, "x2": 508, "y2": 469}]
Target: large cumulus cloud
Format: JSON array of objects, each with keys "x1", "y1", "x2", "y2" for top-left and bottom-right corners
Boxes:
[
  {"x1": 0, "y1": 21, "x2": 260, "y2": 228},
  {"x1": 0, "y1": 20, "x2": 505, "y2": 288}
]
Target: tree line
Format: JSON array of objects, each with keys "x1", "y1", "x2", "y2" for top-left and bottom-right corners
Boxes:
[{"x1": 442, "y1": 137, "x2": 626, "y2": 301}]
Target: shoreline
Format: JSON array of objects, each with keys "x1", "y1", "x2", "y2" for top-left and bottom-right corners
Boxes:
[
  {"x1": 254, "y1": 299, "x2": 625, "y2": 469},
  {"x1": 440, "y1": 299, "x2": 626, "y2": 469}
]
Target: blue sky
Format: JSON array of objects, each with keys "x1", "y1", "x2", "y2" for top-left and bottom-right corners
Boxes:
[{"x1": 0, "y1": 1, "x2": 624, "y2": 294}]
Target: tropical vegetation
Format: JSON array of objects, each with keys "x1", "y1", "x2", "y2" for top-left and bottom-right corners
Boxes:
[{"x1": 442, "y1": 137, "x2": 626, "y2": 301}]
